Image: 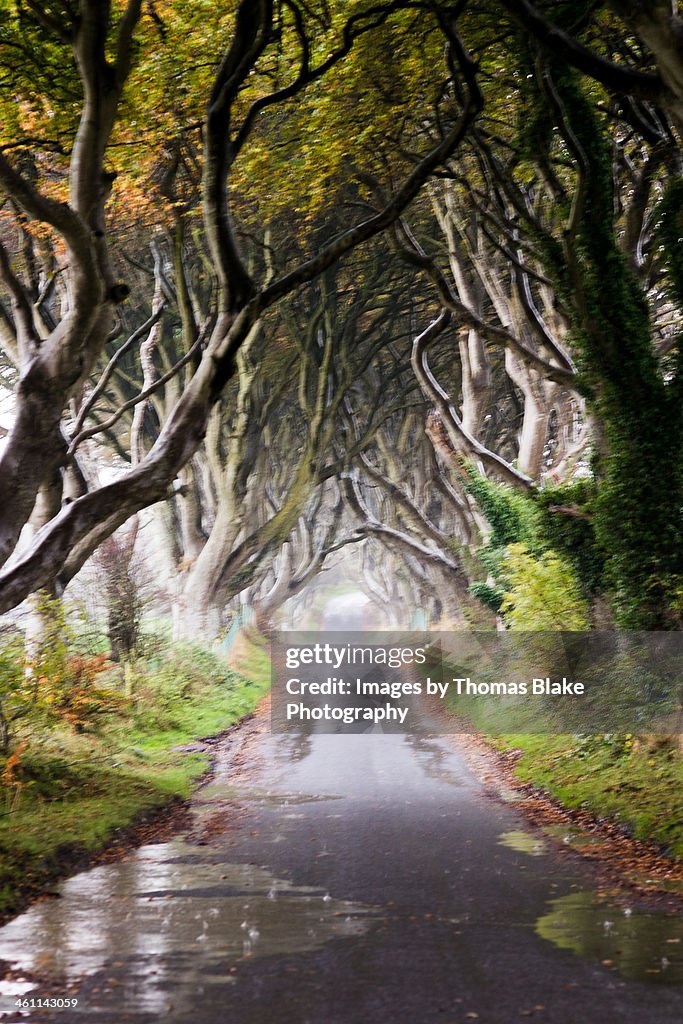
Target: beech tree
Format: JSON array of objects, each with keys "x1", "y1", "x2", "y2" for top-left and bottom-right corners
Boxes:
[
  {"x1": 388, "y1": 2, "x2": 683, "y2": 627},
  {"x1": 0, "y1": 0, "x2": 481, "y2": 613},
  {"x1": 2, "y1": 0, "x2": 682, "y2": 633}
]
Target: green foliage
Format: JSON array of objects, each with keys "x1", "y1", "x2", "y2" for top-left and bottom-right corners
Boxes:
[
  {"x1": 465, "y1": 471, "x2": 540, "y2": 550},
  {"x1": 498, "y1": 543, "x2": 590, "y2": 630},
  {"x1": 129, "y1": 640, "x2": 242, "y2": 729},
  {"x1": 506, "y1": 46, "x2": 683, "y2": 626},
  {"x1": 496, "y1": 732, "x2": 683, "y2": 859},
  {"x1": 655, "y1": 176, "x2": 683, "y2": 312},
  {"x1": 466, "y1": 471, "x2": 601, "y2": 628},
  {"x1": 530, "y1": 68, "x2": 683, "y2": 627},
  {"x1": 0, "y1": 1, "x2": 81, "y2": 145},
  {"x1": 0, "y1": 634, "x2": 28, "y2": 754},
  {"x1": 0, "y1": 599, "x2": 119, "y2": 754},
  {"x1": 24, "y1": 596, "x2": 124, "y2": 734},
  {"x1": 653, "y1": 177, "x2": 683, "y2": 401},
  {"x1": 0, "y1": 630, "x2": 270, "y2": 920},
  {"x1": 534, "y1": 481, "x2": 605, "y2": 594},
  {"x1": 468, "y1": 580, "x2": 504, "y2": 614}
]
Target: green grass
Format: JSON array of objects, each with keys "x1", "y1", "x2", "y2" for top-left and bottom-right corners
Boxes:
[
  {"x1": 228, "y1": 628, "x2": 272, "y2": 689},
  {"x1": 0, "y1": 634, "x2": 271, "y2": 920},
  {"x1": 490, "y1": 732, "x2": 683, "y2": 858},
  {"x1": 436, "y1": 653, "x2": 683, "y2": 860}
]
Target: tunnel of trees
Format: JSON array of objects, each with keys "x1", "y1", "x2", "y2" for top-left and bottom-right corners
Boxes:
[{"x1": 0, "y1": 0, "x2": 682, "y2": 642}]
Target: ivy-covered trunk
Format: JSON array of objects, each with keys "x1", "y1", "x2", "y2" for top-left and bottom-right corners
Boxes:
[{"x1": 542, "y1": 68, "x2": 683, "y2": 627}]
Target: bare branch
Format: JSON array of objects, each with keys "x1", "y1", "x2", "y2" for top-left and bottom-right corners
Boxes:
[
  {"x1": 0, "y1": 237, "x2": 38, "y2": 358},
  {"x1": 232, "y1": 1, "x2": 420, "y2": 157},
  {"x1": 70, "y1": 303, "x2": 167, "y2": 443},
  {"x1": 116, "y1": 0, "x2": 144, "y2": 83},
  {"x1": 0, "y1": 152, "x2": 87, "y2": 251},
  {"x1": 23, "y1": 0, "x2": 73, "y2": 42},
  {"x1": 412, "y1": 311, "x2": 535, "y2": 491},
  {"x1": 395, "y1": 221, "x2": 576, "y2": 383},
  {"x1": 255, "y1": 40, "x2": 482, "y2": 315},
  {"x1": 500, "y1": 0, "x2": 664, "y2": 101},
  {"x1": 68, "y1": 329, "x2": 205, "y2": 456}
]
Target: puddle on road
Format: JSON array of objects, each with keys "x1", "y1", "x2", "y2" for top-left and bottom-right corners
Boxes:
[
  {"x1": 197, "y1": 782, "x2": 344, "y2": 807},
  {"x1": 497, "y1": 830, "x2": 547, "y2": 857},
  {"x1": 542, "y1": 824, "x2": 606, "y2": 852},
  {"x1": 536, "y1": 891, "x2": 683, "y2": 984},
  {"x1": 0, "y1": 840, "x2": 381, "y2": 1011},
  {"x1": 628, "y1": 875, "x2": 683, "y2": 897},
  {"x1": 540, "y1": 826, "x2": 683, "y2": 896},
  {"x1": 404, "y1": 735, "x2": 466, "y2": 788}
]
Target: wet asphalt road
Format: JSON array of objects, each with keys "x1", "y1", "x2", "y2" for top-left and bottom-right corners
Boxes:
[{"x1": 1, "y1": 709, "x2": 683, "y2": 1024}]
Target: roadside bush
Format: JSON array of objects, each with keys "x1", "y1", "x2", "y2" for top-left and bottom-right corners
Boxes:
[
  {"x1": 30, "y1": 625, "x2": 125, "y2": 735},
  {"x1": 499, "y1": 543, "x2": 591, "y2": 630},
  {"x1": 0, "y1": 637, "x2": 30, "y2": 754},
  {"x1": 466, "y1": 471, "x2": 595, "y2": 629},
  {"x1": 129, "y1": 642, "x2": 241, "y2": 730}
]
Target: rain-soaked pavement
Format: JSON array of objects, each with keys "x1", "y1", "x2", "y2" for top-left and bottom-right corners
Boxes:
[{"x1": 1, "y1": 708, "x2": 683, "y2": 1024}]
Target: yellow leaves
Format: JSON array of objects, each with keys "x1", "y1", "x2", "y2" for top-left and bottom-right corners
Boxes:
[
  {"x1": 499, "y1": 542, "x2": 591, "y2": 631},
  {"x1": 0, "y1": 3, "x2": 469, "y2": 242},
  {"x1": 231, "y1": 6, "x2": 446, "y2": 223}
]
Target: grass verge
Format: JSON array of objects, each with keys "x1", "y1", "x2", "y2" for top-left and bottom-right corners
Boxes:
[
  {"x1": 0, "y1": 632, "x2": 271, "y2": 922},
  {"x1": 436, "y1": 657, "x2": 683, "y2": 861},
  {"x1": 490, "y1": 733, "x2": 683, "y2": 859}
]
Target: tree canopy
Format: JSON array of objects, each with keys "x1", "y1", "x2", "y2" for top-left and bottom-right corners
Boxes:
[{"x1": 0, "y1": 0, "x2": 682, "y2": 632}]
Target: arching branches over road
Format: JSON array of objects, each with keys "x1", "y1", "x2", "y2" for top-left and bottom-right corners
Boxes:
[
  {"x1": 0, "y1": 0, "x2": 482, "y2": 612},
  {"x1": 389, "y1": 4, "x2": 683, "y2": 626},
  {"x1": 2, "y1": 0, "x2": 683, "y2": 632}
]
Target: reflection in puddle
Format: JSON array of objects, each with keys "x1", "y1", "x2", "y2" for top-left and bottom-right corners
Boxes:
[
  {"x1": 197, "y1": 782, "x2": 344, "y2": 807},
  {"x1": 536, "y1": 892, "x2": 683, "y2": 984},
  {"x1": 404, "y1": 734, "x2": 466, "y2": 787},
  {"x1": 497, "y1": 830, "x2": 547, "y2": 857},
  {"x1": 0, "y1": 840, "x2": 381, "y2": 1013},
  {"x1": 542, "y1": 824, "x2": 604, "y2": 851}
]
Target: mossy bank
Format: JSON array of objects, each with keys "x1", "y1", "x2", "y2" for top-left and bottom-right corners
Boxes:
[{"x1": 491, "y1": 733, "x2": 683, "y2": 861}]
